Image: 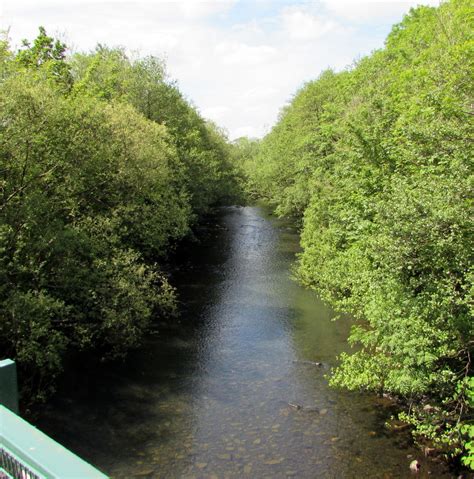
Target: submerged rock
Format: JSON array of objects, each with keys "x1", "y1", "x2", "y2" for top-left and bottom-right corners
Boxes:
[
  {"x1": 293, "y1": 360, "x2": 323, "y2": 367},
  {"x1": 244, "y1": 464, "x2": 253, "y2": 474},
  {"x1": 302, "y1": 406, "x2": 319, "y2": 413},
  {"x1": 264, "y1": 457, "x2": 284, "y2": 465},
  {"x1": 133, "y1": 468, "x2": 155, "y2": 477}
]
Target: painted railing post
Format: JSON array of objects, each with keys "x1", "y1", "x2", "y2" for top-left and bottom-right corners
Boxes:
[
  {"x1": 0, "y1": 358, "x2": 109, "y2": 478},
  {"x1": 0, "y1": 359, "x2": 19, "y2": 414}
]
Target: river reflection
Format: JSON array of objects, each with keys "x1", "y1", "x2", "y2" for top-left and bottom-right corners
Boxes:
[{"x1": 37, "y1": 206, "x2": 452, "y2": 478}]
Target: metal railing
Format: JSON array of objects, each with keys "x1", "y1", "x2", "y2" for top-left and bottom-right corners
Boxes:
[
  {"x1": 0, "y1": 360, "x2": 108, "y2": 479},
  {"x1": 1, "y1": 445, "x2": 42, "y2": 479}
]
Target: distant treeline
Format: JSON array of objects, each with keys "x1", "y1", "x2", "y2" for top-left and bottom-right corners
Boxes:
[
  {"x1": 0, "y1": 29, "x2": 240, "y2": 403},
  {"x1": 239, "y1": 0, "x2": 473, "y2": 468}
]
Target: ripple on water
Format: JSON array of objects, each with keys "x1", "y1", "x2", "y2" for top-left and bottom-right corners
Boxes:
[{"x1": 38, "y1": 206, "x2": 454, "y2": 479}]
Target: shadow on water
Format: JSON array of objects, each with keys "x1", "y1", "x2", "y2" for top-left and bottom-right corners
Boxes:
[{"x1": 36, "y1": 205, "x2": 454, "y2": 478}]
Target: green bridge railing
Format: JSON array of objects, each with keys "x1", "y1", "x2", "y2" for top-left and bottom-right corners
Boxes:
[{"x1": 0, "y1": 359, "x2": 108, "y2": 479}]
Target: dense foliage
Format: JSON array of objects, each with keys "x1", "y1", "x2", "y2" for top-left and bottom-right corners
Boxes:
[
  {"x1": 243, "y1": 0, "x2": 473, "y2": 466},
  {"x1": 0, "y1": 28, "x2": 238, "y2": 402}
]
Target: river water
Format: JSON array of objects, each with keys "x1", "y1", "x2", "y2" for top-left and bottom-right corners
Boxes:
[{"x1": 37, "y1": 205, "x2": 452, "y2": 478}]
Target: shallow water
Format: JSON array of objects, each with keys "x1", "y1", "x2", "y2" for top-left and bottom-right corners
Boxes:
[{"x1": 37, "y1": 206, "x2": 453, "y2": 478}]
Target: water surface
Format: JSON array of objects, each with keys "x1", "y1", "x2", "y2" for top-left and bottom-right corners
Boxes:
[{"x1": 38, "y1": 206, "x2": 452, "y2": 478}]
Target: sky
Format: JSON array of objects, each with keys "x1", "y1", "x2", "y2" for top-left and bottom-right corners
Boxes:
[{"x1": 0, "y1": 0, "x2": 440, "y2": 139}]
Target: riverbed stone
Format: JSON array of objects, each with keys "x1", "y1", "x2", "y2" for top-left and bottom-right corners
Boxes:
[
  {"x1": 410, "y1": 460, "x2": 421, "y2": 473},
  {"x1": 264, "y1": 458, "x2": 284, "y2": 465},
  {"x1": 133, "y1": 468, "x2": 155, "y2": 477}
]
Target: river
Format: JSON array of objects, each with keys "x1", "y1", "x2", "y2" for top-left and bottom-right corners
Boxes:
[{"x1": 37, "y1": 205, "x2": 452, "y2": 478}]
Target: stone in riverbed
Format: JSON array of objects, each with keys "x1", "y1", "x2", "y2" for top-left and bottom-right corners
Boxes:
[
  {"x1": 410, "y1": 459, "x2": 421, "y2": 473},
  {"x1": 264, "y1": 458, "x2": 284, "y2": 465},
  {"x1": 133, "y1": 468, "x2": 155, "y2": 477}
]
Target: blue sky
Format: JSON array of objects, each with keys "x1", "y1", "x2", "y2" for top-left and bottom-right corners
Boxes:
[{"x1": 1, "y1": 0, "x2": 439, "y2": 139}]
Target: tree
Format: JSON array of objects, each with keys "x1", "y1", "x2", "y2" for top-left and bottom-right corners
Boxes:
[
  {"x1": 16, "y1": 26, "x2": 72, "y2": 89},
  {"x1": 246, "y1": 0, "x2": 473, "y2": 464}
]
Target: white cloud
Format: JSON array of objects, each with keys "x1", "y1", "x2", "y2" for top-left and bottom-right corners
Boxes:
[
  {"x1": 202, "y1": 105, "x2": 231, "y2": 122},
  {"x1": 0, "y1": 0, "x2": 442, "y2": 139},
  {"x1": 215, "y1": 41, "x2": 277, "y2": 66},
  {"x1": 240, "y1": 87, "x2": 279, "y2": 101},
  {"x1": 175, "y1": 0, "x2": 237, "y2": 19},
  {"x1": 231, "y1": 19, "x2": 264, "y2": 35},
  {"x1": 232, "y1": 125, "x2": 261, "y2": 139},
  {"x1": 281, "y1": 7, "x2": 339, "y2": 40},
  {"x1": 321, "y1": 0, "x2": 440, "y2": 24}
]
